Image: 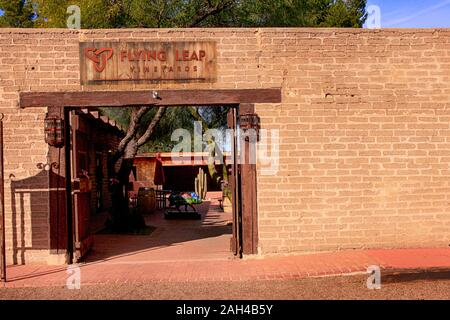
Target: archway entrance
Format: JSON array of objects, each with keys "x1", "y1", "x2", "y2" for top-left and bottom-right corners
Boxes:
[{"x1": 19, "y1": 88, "x2": 281, "y2": 264}]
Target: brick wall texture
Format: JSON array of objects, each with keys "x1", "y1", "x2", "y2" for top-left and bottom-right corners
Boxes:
[{"x1": 1, "y1": 28, "x2": 450, "y2": 262}]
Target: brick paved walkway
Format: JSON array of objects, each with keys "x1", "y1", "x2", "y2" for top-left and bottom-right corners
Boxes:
[
  {"x1": 87, "y1": 192, "x2": 233, "y2": 264},
  {"x1": 2, "y1": 193, "x2": 449, "y2": 288},
  {"x1": 2, "y1": 248, "x2": 449, "y2": 288}
]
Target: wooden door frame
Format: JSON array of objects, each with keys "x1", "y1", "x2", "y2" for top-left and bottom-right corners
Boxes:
[
  {"x1": 239, "y1": 103, "x2": 259, "y2": 255},
  {"x1": 20, "y1": 89, "x2": 281, "y2": 108},
  {"x1": 20, "y1": 88, "x2": 281, "y2": 263},
  {"x1": 228, "y1": 103, "x2": 259, "y2": 256}
]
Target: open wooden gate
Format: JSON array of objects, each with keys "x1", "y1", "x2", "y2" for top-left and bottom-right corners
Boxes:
[{"x1": 70, "y1": 112, "x2": 94, "y2": 262}]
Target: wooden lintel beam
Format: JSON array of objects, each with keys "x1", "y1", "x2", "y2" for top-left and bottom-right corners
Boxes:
[{"x1": 20, "y1": 89, "x2": 281, "y2": 108}]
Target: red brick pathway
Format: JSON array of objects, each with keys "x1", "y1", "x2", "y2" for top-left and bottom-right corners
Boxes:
[
  {"x1": 2, "y1": 248, "x2": 449, "y2": 288},
  {"x1": 87, "y1": 194, "x2": 233, "y2": 264},
  {"x1": 2, "y1": 194, "x2": 449, "y2": 288}
]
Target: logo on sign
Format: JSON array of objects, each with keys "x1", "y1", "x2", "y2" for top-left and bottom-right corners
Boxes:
[{"x1": 84, "y1": 47, "x2": 114, "y2": 72}]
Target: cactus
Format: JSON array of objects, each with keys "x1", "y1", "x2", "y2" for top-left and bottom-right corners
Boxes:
[{"x1": 195, "y1": 167, "x2": 208, "y2": 200}]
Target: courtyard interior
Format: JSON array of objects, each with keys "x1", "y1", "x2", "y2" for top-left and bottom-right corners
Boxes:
[{"x1": 87, "y1": 191, "x2": 233, "y2": 264}]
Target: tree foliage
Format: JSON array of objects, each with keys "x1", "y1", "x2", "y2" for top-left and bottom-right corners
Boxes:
[
  {"x1": 102, "y1": 106, "x2": 198, "y2": 152},
  {"x1": 0, "y1": 0, "x2": 35, "y2": 27},
  {"x1": 1, "y1": 0, "x2": 367, "y2": 28}
]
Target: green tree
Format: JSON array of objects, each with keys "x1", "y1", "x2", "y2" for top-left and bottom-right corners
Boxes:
[
  {"x1": 31, "y1": 0, "x2": 241, "y2": 28},
  {"x1": 320, "y1": 0, "x2": 368, "y2": 27},
  {"x1": 2, "y1": 1, "x2": 368, "y2": 28},
  {"x1": 29, "y1": 0, "x2": 367, "y2": 28},
  {"x1": 0, "y1": 0, "x2": 35, "y2": 27},
  {"x1": 234, "y1": 0, "x2": 367, "y2": 27}
]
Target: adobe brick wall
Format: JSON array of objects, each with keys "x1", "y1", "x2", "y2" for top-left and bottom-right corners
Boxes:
[{"x1": 1, "y1": 28, "x2": 450, "y2": 263}]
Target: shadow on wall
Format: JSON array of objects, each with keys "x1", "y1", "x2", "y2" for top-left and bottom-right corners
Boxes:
[
  {"x1": 9, "y1": 169, "x2": 66, "y2": 265},
  {"x1": 7, "y1": 165, "x2": 231, "y2": 264}
]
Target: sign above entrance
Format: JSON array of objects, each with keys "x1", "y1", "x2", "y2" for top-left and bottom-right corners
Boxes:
[{"x1": 79, "y1": 41, "x2": 217, "y2": 85}]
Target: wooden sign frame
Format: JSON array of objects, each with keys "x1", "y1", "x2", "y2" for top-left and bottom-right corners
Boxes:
[{"x1": 80, "y1": 41, "x2": 217, "y2": 85}]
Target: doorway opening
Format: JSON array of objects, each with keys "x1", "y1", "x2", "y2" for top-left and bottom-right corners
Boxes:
[
  {"x1": 19, "y1": 88, "x2": 281, "y2": 266},
  {"x1": 65, "y1": 104, "x2": 254, "y2": 264},
  {"x1": 73, "y1": 105, "x2": 237, "y2": 263}
]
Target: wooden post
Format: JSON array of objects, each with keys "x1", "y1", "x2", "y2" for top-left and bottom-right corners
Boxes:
[
  {"x1": 239, "y1": 104, "x2": 259, "y2": 255},
  {"x1": 64, "y1": 109, "x2": 74, "y2": 264},
  {"x1": 0, "y1": 113, "x2": 6, "y2": 282}
]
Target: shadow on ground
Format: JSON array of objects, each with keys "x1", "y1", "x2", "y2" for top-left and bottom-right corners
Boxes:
[{"x1": 85, "y1": 198, "x2": 233, "y2": 263}]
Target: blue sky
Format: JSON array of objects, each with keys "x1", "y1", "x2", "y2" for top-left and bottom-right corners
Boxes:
[
  {"x1": 1, "y1": 1, "x2": 450, "y2": 28},
  {"x1": 365, "y1": 0, "x2": 450, "y2": 28}
]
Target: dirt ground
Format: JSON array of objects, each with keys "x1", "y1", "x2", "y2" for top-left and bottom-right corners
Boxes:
[{"x1": 1, "y1": 275, "x2": 449, "y2": 300}]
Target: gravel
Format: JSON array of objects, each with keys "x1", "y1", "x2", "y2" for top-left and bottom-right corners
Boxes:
[{"x1": 1, "y1": 275, "x2": 449, "y2": 300}]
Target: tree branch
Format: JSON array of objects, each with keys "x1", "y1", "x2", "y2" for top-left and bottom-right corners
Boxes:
[
  {"x1": 136, "y1": 106, "x2": 167, "y2": 147},
  {"x1": 113, "y1": 106, "x2": 150, "y2": 159},
  {"x1": 187, "y1": 0, "x2": 235, "y2": 27},
  {"x1": 187, "y1": 106, "x2": 210, "y2": 132}
]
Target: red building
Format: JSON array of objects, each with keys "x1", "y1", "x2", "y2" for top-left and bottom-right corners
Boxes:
[{"x1": 133, "y1": 152, "x2": 232, "y2": 192}]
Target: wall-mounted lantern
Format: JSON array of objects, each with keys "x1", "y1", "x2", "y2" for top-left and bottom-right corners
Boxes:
[
  {"x1": 44, "y1": 115, "x2": 65, "y2": 148},
  {"x1": 240, "y1": 113, "x2": 260, "y2": 142}
]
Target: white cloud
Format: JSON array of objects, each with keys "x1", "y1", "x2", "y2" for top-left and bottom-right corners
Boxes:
[{"x1": 384, "y1": 0, "x2": 450, "y2": 27}]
